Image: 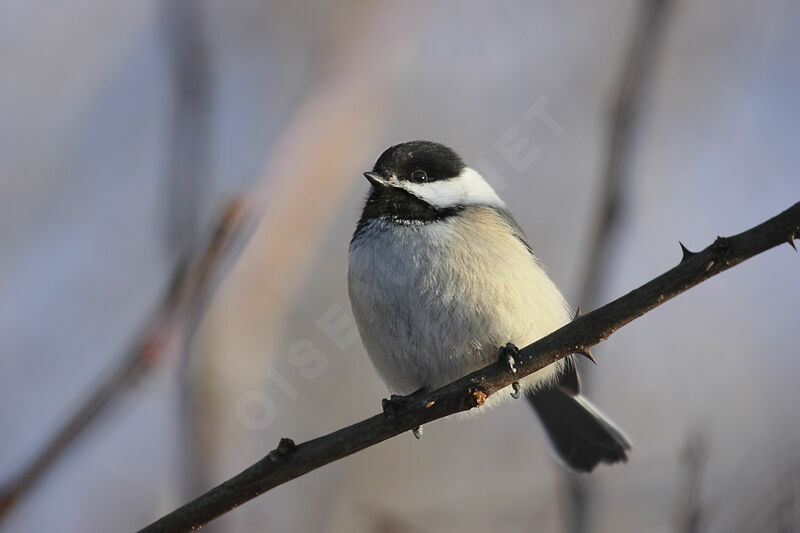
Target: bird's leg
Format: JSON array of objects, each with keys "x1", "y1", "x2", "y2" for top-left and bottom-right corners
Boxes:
[
  {"x1": 498, "y1": 342, "x2": 519, "y2": 374},
  {"x1": 498, "y1": 343, "x2": 522, "y2": 399},
  {"x1": 382, "y1": 388, "x2": 426, "y2": 438},
  {"x1": 381, "y1": 394, "x2": 407, "y2": 419}
]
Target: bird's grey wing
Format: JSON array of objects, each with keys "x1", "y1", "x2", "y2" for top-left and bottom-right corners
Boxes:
[{"x1": 492, "y1": 207, "x2": 534, "y2": 256}]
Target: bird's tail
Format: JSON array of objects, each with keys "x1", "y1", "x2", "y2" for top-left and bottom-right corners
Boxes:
[{"x1": 527, "y1": 387, "x2": 631, "y2": 472}]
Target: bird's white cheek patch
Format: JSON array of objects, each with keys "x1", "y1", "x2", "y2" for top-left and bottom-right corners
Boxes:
[{"x1": 400, "y1": 167, "x2": 505, "y2": 209}]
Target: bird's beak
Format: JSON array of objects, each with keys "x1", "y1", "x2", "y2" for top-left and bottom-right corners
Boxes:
[{"x1": 363, "y1": 172, "x2": 389, "y2": 187}]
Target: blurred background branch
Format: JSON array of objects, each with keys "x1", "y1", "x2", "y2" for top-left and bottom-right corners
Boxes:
[
  {"x1": 560, "y1": 1, "x2": 677, "y2": 532},
  {"x1": 0, "y1": 198, "x2": 254, "y2": 524},
  {"x1": 158, "y1": 0, "x2": 216, "y2": 505},
  {"x1": 577, "y1": 0, "x2": 677, "y2": 307},
  {"x1": 0, "y1": 1, "x2": 229, "y2": 523},
  {"x1": 161, "y1": 0, "x2": 212, "y2": 261},
  {"x1": 674, "y1": 431, "x2": 709, "y2": 533},
  {"x1": 730, "y1": 457, "x2": 800, "y2": 533}
]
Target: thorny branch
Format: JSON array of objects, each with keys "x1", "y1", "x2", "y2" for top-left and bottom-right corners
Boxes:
[
  {"x1": 138, "y1": 202, "x2": 800, "y2": 533},
  {"x1": 0, "y1": 198, "x2": 254, "y2": 522}
]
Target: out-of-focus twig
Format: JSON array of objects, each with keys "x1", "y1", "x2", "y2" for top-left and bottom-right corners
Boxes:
[
  {"x1": 578, "y1": 0, "x2": 676, "y2": 307},
  {"x1": 675, "y1": 432, "x2": 709, "y2": 533},
  {"x1": 162, "y1": 0, "x2": 211, "y2": 258},
  {"x1": 361, "y1": 503, "x2": 431, "y2": 533},
  {"x1": 0, "y1": 198, "x2": 254, "y2": 524},
  {"x1": 794, "y1": 462, "x2": 800, "y2": 533},
  {"x1": 158, "y1": 0, "x2": 216, "y2": 507},
  {"x1": 560, "y1": 2, "x2": 677, "y2": 532},
  {"x1": 137, "y1": 202, "x2": 800, "y2": 533},
  {"x1": 731, "y1": 456, "x2": 800, "y2": 533}
]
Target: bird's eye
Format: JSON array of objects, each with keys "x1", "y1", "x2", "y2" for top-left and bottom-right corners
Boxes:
[{"x1": 411, "y1": 170, "x2": 428, "y2": 182}]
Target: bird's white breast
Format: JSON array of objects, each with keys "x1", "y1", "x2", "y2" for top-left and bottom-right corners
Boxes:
[{"x1": 348, "y1": 206, "x2": 571, "y2": 407}]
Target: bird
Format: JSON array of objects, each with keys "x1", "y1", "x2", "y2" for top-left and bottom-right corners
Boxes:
[{"x1": 347, "y1": 140, "x2": 631, "y2": 472}]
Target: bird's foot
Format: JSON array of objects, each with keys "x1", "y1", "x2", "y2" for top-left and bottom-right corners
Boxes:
[
  {"x1": 382, "y1": 394, "x2": 410, "y2": 420},
  {"x1": 498, "y1": 343, "x2": 522, "y2": 399},
  {"x1": 498, "y1": 342, "x2": 519, "y2": 374},
  {"x1": 382, "y1": 389, "x2": 426, "y2": 437}
]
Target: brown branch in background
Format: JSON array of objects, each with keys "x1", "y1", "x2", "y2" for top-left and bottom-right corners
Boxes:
[
  {"x1": 0, "y1": 198, "x2": 254, "y2": 524},
  {"x1": 578, "y1": 0, "x2": 676, "y2": 306},
  {"x1": 137, "y1": 202, "x2": 800, "y2": 533},
  {"x1": 158, "y1": 0, "x2": 217, "y2": 506},
  {"x1": 0, "y1": 1, "x2": 220, "y2": 523},
  {"x1": 731, "y1": 456, "x2": 800, "y2": 533},
  {"x1": 674, "y1": 432, "x2": 709, "y2": 533},
  {"x1": 162, "y1": 0, "x2": 212, "y2": 259},
  {"x1": 361, "y1": 503, "x2": 432, "y2": 533},
  {"x1": 562, "y1": 1, "x2": 677, "y2": 532}
]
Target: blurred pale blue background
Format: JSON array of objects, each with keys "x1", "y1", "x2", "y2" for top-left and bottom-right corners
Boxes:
[{"x1": 1, "y1": 1, "x2": 798, "y2": 532}]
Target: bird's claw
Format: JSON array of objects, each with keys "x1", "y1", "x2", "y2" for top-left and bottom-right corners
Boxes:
[
  {"x1": 498, "y1": 342, "x2": 519, "y2": 374},
  {"x1": 382, "y1": 394, "x2": 408, "y2": 420},
  {"x1": 382, "y1": 395, "x2": 423, "y2": 439}
]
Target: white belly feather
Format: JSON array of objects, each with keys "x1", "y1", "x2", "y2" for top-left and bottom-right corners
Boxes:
[{"x1": 348, "y1": 206, "x2": 571, "y2": 409}]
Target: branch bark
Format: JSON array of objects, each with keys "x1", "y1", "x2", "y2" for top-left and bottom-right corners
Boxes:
[{"x1": 137, "y1": 201, "x2": 800, "y2": 533}]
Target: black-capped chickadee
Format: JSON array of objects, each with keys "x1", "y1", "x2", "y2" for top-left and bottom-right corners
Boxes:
[{"x1": 348, "y1": 140, "x2": 630, "y2": 472}]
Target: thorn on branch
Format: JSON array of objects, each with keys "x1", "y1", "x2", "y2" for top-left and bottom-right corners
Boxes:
[
  {"x1": 788, "y1": 232, "x2": 797, "y2": 251},
  {"x1": 574, "y1": 305, "x2": 583, "y2": 319},
  {"x1": 679, "y1": 242, "x2": 696, "y2": 262},
  {"x1": 575, "y1": 347, "x2": 597, "y2": 365},
  {"x1": 267, "y1": 438, "x2": 296, "y2": 462}
]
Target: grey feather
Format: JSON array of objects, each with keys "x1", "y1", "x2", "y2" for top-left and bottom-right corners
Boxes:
[{"x1": 527, "y1": 389, "x2": 631, "y2": 472}]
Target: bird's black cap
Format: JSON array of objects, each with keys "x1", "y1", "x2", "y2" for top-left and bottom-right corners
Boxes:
[{"x1": 372, "y1": 140, "x2": 465, "y2": 183}]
